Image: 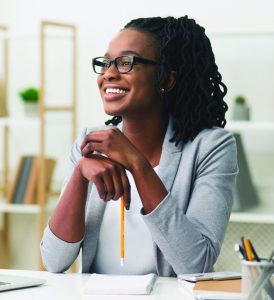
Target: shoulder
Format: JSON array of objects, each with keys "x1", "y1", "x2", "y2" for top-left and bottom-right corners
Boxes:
[
  {"x1": 183, "y1": 126, "x2": 237, "y2": 162},
  {"x1": 177, "y1": 127, "x2": 238, "y2": 179},
  {"x1": 194, "y1": 126, "x2": 235, "y2": 148}
]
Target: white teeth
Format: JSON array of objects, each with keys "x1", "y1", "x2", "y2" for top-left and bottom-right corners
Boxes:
[{"x1": 106, "y1": 88, "x2": 127, "y2": 94}]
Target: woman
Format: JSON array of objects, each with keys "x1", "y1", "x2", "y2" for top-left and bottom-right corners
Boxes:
[{"x1": 41, "y1": 16, "x2": 238, "y2": 276}]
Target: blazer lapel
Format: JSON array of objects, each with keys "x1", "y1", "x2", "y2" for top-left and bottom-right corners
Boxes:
[{"x1": 157, "y1": 118, "x2": 183, "y2": 192}]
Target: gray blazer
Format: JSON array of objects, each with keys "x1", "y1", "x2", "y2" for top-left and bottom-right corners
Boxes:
[{"x1": 41, "y1": 118, "x2": 238, "y2": 276}]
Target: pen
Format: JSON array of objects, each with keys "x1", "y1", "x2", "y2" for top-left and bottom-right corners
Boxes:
[
  {"x1": 249, "y1": 240, "x2": 260, "y2": 262},
  {"x1": 120, "y1": 195, "x2": 125, "y2": 266},
  {"x1": 234, "y1": 243, "x2": 245, "y2": 260},
  {"x1": 241, "y1": 236, "x2": 248, "y2": 260}
]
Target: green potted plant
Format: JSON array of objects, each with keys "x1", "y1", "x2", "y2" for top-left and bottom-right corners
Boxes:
[
  {"x1": 232, "y1": 95, "x2": 250, "y2": 121},
  {"x1": 19, "y1": 87, "x2": 39, "y2": 117}
]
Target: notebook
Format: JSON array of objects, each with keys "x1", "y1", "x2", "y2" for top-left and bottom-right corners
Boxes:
[
  {"x1": 0, "y1": 274, "x2": 46, "y2": 292},
  {"x1": 178, "y1": 278, "x2": 241, "y2": 300},
  {"x1": 83, "y1": 273, "x2": 157, "y2": 295}
]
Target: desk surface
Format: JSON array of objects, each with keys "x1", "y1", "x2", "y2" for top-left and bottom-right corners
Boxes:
[{"x1": 0, "y1": 269, "x2": 194, "y2": 300}]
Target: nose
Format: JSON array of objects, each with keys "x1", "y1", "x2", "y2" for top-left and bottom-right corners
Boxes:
[{"x1": 103, "y1": 62, "x2": 120, "y2": 81}]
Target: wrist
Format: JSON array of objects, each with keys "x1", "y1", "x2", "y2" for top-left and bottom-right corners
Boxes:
[
  {"x1": 75, "y1": 161, "x2": 89, "y2": 184},
  {"x1": 129, "y1": 156, "x2": 151, "y2": 175}
]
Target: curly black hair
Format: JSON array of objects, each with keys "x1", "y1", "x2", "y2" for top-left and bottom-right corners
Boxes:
[{"x1": 105, "y1": 16, "x2": 228, "y2": 144}]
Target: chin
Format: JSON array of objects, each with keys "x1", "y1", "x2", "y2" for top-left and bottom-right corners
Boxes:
[
  {"x1": 104, "y1": 106, "x2": 116, "y2": 114},
  {"x1": 103, "y1": 105, "x2": 122, "y2": 116},
  {"x1": 104, "y1": 109, "x2": 120, "y2": 117}
]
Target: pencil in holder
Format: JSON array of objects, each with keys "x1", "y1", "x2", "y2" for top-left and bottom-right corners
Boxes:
[{"x1": 241, "y1": 260, "x2": 274, "y2": 300}]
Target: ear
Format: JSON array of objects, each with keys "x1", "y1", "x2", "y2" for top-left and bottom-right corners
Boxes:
[{"x1": 167, "y1": 71, "x2": 177, "y2": 92}]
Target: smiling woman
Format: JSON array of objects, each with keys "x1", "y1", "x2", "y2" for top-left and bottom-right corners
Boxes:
[
  {"x1": 40, "y1": 16, "x2": 238, "y2": 277},
  {"x1": 95, "y1": 29, "x2": 164, "y2": 120}
]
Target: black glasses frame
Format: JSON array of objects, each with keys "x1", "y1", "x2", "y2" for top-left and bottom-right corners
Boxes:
[{"x1": 92, "y1": 55, "x2": 157, "y2": 74}]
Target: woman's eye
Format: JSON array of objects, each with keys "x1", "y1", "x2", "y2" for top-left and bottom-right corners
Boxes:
[
  {"x1": 122, "y1": 61, "x2": 131, "y2": 66},
  {"x1": 102, "y1": 60, "x2": 109, "y2": 66}
]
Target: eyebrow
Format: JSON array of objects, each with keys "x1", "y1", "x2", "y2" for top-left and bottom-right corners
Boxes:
[{"x1": 104, "y1": 50, "x2": 141, "y2": 58}]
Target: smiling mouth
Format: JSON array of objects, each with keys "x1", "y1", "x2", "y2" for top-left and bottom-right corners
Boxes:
[{"x1": 105, "y1": 88, "x2": 129, "y2": 94}]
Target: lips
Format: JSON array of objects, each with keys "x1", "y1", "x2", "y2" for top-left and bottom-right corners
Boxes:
[{"x1": 102, "y1": 86, "x2": 129, "y2": 102}]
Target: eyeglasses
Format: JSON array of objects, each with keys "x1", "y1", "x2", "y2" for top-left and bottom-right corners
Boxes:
[{"x1": 92, "y1": 55, "x2": 157, "y2": 74}]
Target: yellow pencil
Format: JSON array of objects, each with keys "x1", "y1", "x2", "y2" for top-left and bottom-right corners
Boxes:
[
  {"x1": 244, "y1": 239, "x2": 254, "y2": 261},
  {"x1": 120, "y1": 195, "x2": 125, "y2": 266}
]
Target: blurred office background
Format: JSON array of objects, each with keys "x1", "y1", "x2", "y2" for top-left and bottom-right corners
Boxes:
[{"x1": 0, "y1": 0, "x2": 274, "y2": 271}]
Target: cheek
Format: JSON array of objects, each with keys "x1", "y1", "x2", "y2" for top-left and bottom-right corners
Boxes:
[
  {"x1": 97, "y1": 75, "x2": 103, "y2": 88},
  {"x1": 137, "y1": 75, "x2": 157, "y2": 96}
]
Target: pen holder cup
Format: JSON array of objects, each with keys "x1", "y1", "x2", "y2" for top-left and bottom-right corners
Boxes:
[{"x1": 241, "y1": 260, "x2": 274, "y2": 300}]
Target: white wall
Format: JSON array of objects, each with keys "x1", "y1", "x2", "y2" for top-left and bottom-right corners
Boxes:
[
  {"x1": 1, "y1": 0, "x2": 274, "y2": 131},
  {"x1": 1, "y1": 0, "x2": 274, "y2": 270}
]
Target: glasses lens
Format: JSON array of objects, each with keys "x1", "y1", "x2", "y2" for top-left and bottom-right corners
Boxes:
[
  {"x1": 93, "y1": 56, "x2": 134, "y2": 74},
  {"x1": 93, "y1": 57, "x2": 109, "y2": 74},
  {"x1": 116, "y1": 56, "x2": 133, "y2": 73}
]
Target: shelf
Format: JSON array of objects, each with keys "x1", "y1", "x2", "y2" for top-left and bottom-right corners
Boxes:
[
  {"x1": 0, "y1": 117, "x2": 39, "y2": 127},
  {"x1": 226, "y1": 121, "x2": 274, "y2": 131},
  {"x1": 0, "y1": 197, "x2": 56, "y2": 214},
  {"x1": 0, "y1": 20, "x2": 77, "y2": 271},
  {"x1": 230, "y1": 212, "x2": 274, "y2": 224},
  {"x1": 0, "y1": 114, "x2": 72, "y2": 126},
  {"x1": 230, "y1": 191, "x2": 274, "y2": 223},
  {"x1": 0, "y1": 202, "x2": 40, "y2": 214}
]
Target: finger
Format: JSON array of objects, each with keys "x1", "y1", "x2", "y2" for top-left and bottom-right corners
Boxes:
[
  {"x1": 81, "y1": 142, "x2": 101, "y2": 157},
  {"x1": 80, "y1": 133, "x2": 103, "y2": 151},
  {"x1": 81, "y1": 142, "x2": 92, "y2": 157},
  {"x1": 101, "y1": 169, "x2": 115, "y2": 201},
  {"x1": 111, "y1": 165, "x2": 124, "y2": 200},
  {"x1": 89, "y1": 129, "x2": 119, "y2": 141},
  {"x1": 94, "y1": 178, "x2": 107, "y2": 200},
  {"x1": 89, "y1": 142, "x2": 104, "y2": 154},
  {"x1": 81, "y1": 129, "x2": 121, "y2": 151},
  {"x1": 120, "y1": 170, "x2": 131, "y2": 210},
  {"x1": 82, "y1": 141, "x2": 106, "y2": 157},
  {"x1": 80, "y1": 135, "x2": 92, "y2": 151}
]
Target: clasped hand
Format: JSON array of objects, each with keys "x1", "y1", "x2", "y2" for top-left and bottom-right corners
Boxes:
[{"x1": 78, "y1": 128, "x2": 144, "y2": 209}]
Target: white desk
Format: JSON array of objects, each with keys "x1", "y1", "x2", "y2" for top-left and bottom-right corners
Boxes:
[{"x1": 0, "y1": 269, "x2": 194, "y2": 300}]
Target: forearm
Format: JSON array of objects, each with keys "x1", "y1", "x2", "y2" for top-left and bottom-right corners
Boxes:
[
  {"x1": 142, "y1": 194, "x2": 219, "y2": 274},
  {"x1": 49, "y1": 164, "x2": 89, "y2": 242},
  {"x1": 142, "y1": 170, "x2": 236, "y2": 274}
]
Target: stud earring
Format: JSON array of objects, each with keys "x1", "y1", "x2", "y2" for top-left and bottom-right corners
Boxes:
[{"x1": 161, "y1": 88, "x2": 165, "y2": 93}]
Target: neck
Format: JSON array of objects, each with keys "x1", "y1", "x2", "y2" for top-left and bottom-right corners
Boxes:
[{"x1": 122, "y1": 111, "x2": 169, "y2": 167}]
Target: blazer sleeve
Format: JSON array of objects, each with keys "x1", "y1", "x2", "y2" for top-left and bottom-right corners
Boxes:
[
  {"x1": 142, "y1": 128, "x2": 238, "y2": 275},
  {"x1": 40, "y1": 129, "x2": 87, "y2": 273}
]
